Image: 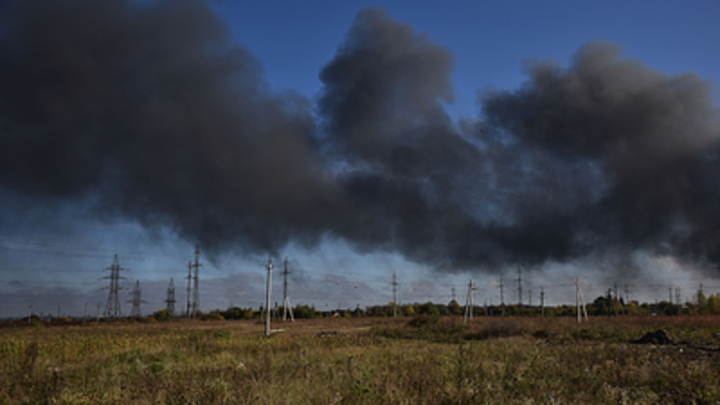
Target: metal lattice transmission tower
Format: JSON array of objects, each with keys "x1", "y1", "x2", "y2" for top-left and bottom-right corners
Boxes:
[
  {"x1": 517, "y1": 267, "x2": 523, "y2": 314},
  {"x1": 165, "y1": 278, "x2": 176, "y2": 316},
  {"x1": 392, "y1": 269, "x2": 399, "y2": 317},
  {"x1": 282, "y1": 257, "x2": 294, "y2": 322},
  {"x1": 191, "y1": 245, "x2": 202, "y2": 318},
  {"x1": 186, "y1": 261, "x2": 192, "y2": 318},
  {"x1": 613, "y1": 282, "x2": 619, "y2": 315},
  {"x1": 499, "y1": 275, "x2": 505, "y2": 317},
  {"x1": 102, "y1": 254, "x2": 126, "y2": 318},
  {"x1": 128, "y1": 280, "x2": 145, "y2": 319}
]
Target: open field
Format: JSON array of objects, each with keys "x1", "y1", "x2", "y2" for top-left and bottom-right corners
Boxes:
[{"x1": 2, "y1": 316, "x2": 720, "y2": 404}]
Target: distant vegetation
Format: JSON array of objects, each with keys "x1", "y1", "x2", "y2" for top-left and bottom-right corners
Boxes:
[
  {"x1": 197, "y1": 289, "x2": 720, "y2": 322},
  {"x1": 6, "y1": 289, "x2": 720, "y2": 328}
]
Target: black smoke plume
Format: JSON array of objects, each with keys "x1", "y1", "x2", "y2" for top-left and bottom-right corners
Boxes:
[{"x1": 1, "y1": 2, "x2": 718, "y2": 272}]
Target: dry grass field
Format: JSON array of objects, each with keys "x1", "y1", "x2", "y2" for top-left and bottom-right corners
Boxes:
[{"x1": 2, "y1": 315, "x2": 720, "y2": 404}]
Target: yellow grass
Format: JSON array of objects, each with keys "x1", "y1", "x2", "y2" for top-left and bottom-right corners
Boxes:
[{"x1": 1, "y1": 316, "x2": 719, "y2": 404}]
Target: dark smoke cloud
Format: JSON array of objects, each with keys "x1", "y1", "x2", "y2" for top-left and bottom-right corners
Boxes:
[
  {"x1": 1, "y1": 3, "x2": 719, "y2": 273},
  {"x1": 480, "y1": 41, "x2": 720, "y2": 266},
  {"x1": 0, "y1": 0, "x2": 333, "y2": 255}
]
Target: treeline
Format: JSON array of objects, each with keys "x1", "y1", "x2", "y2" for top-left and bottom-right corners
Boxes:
[{"x1": 141, "y1": 290, "x2": 720, "y2": 321}]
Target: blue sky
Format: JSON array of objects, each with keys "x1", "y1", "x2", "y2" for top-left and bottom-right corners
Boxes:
[
  {"x1": 216, "y1": 1, "x2": 720, "y2": 118},
  {"x1": 1, "y1": 0, "x2": 719, "y2": 318}
]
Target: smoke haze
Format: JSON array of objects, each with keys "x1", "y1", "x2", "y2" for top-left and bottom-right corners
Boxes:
[{"x1": 1, "y1": 2, "x2": 718, "y2": 273}]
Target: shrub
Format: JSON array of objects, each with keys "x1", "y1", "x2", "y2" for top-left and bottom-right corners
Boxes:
[
  {"x1": 152, "y1": 309, "x2": 173, "y2": 322},
  {"x1": 202, "y1": 312, "x2": 225, "y2": 321}
]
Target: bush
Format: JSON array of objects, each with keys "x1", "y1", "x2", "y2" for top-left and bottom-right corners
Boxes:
[
  {"x1": 152, "y1": 309, "x2": 173, "y2": 322},
  {"x1": 220, "y1": 307, "x2": 253, "y2": 320},
  {"x1": 409, "y1": 314, "x2": 438, "y2": 328},
  {"x1": 202, "y1": 312, "x2": 225, "y2": 321}
]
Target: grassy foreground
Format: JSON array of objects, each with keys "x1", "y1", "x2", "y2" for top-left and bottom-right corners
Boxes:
[{"x1": 2, "y1": 316, "x2": 720, "y2": 404}]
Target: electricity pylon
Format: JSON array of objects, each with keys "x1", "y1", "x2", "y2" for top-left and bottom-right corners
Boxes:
[
  {"x1": 282, "y1": 257, "x2": 294, "y2": 322},
  {"x1": 392, "y1": 269, "x2": 398, "y2": 317},
  {"x1": 165, "y1": 278, "x2": 176, "y2": 316},
  {"x1": 191, "y1": 245, "x2": 202, "y2": 318},
  {"x1": 186, "y1": 261, "x2": 192, "y2": 318},
  {"x1": 128, "y1": 280, "x2": 146, "y2": 319},
  {"x1": 102, "y1": 254, "x2": 125, "y2": 318},
  {"x1": 499, "y1": 275, "x2": 505, "y2": 317}
]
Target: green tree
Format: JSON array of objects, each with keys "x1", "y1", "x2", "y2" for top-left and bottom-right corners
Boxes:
[
  {"x1": 418, "y1": 302, "x2": 440, "y2": 317},
  {"x1": 704, "y1": 295, "x2": 720, "y2": 314},
  {"x1": 294, "y1": 304, "x2": 319, "y2": 319},
  {"x1": 447, "y1": 300, "x2": 462, "y2": 315},
  {"x1": 221, "y1": 307, "x2": 254, "y2": 320},
  {"x1": 152, "y1": 309, "x2": 173, "y2": 322}
]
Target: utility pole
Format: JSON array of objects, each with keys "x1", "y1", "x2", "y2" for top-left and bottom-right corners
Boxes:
[
  {"x1": 186, "y1": 261, "x2": 192, "y2": 318},
  {"x1": 576, "y1": 279, "x2": 580, "y2": 322},
  {"x1": 675, "y1": 288, "x2": 681, "y2": 306},
  {"x1": 265, "y1": 256, "x2": 273, "y2": 337},
  {"x1": 282, "y1": 257, "x2": 294, "y2": 322},
  {"x1": 165, "y1": 278, "x2": 176, "y2": 316},
  {"x1": 451, "y1": 287, "x2": 456, "y2": 303},
  {"x1": 540, "y1": 287, "x2": 545, "y2": 320},
  {"x1": 128, "y1": 280, "x2": 144, "y2": 319},
  {"x1": 84, "y1": 302, "x2": 88, "y2": 321},
  {"x1": 102, "y1": 254, "x2": 125, "y2": 318},
  {"x1": 392, "y1": 269, "x2": 399, "y2": 317},
  {"x1": 463, "y1": 279, "x2": 477, "y2": 323},
  {"x1": 575, "y1": 278, "x2": 588, "y2": 322},
  {"x1": 499, "y1": 275, "x2": 505, "y2": 317},
  {"x1": 191, "y1": 245, "x2": 202, "y2": 318}
]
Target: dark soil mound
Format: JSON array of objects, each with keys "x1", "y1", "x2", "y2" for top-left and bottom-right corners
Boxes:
[{"x1": 632, "y1": 329, "x2": 673, "y2": 345}]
